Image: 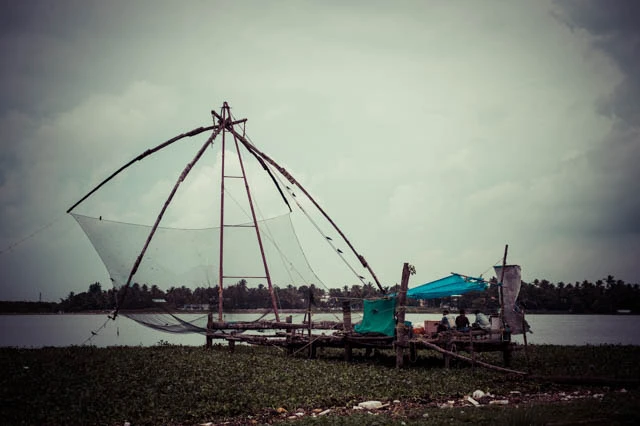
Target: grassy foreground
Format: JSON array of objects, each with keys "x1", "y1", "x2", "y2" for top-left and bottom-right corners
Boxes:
[{"x1": 0, "y1": 343, "x2": 638, "y2": 425}]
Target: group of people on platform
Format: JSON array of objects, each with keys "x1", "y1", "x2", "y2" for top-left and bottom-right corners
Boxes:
[{"x1": 437, "y1": 308, "x2": 491, "y2": 333}]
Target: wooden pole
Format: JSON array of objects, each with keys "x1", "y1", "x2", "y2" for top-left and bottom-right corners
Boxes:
[
  {"x1": 522, "y1": 307, "x2": 529, "y2": 370},
  {"x1": 419, "y1": 339, "x2": 527, "y2": 375},
  {"x1": 342, "y1": 301, "x2": 352, "y2": 331},
  {"x1": 285, "y1": 315, "x2": 293, "y2": 355},
  {"x1": 342, "y1": 301, "x2": 353, "y2": 362},
  {"x1": 206, "y1": 312, "x2": 213, "y2": 349},
  {"x1": 444, "y1": 336, "x2": 451, "y2": 369},
  {"x1": 307, "y1": 288, "x2": 313, "y2": 358},
  {"x1": 469, "y1": 328, "x2": 475, "y2": 371},
  {"x1": 498, "y1": 244, "x2": 509, "y2": 331},
  {"x1": 395, "y1": 262, "x2": 411, "y2": 368},
  {"x1": 217, "y1": 105, "x2": 228, "y2": 322}
]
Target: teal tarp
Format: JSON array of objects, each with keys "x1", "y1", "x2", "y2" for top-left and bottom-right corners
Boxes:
[
  {"x1": 354, "y1": 298, "x2": 396, "y2": 336},
  {"x1": 406, "y1": 274, "x2": 487, "y2": 300}
]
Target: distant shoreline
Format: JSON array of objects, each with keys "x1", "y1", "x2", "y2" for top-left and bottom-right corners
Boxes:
[{"x1": 1, "y1": 308, "x2": 638, "y2": 315}]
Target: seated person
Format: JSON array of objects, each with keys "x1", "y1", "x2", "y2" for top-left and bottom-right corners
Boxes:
[
  {"x1": 437, "y1": 310, "x2": 452, "y2": 332},
  {"x1": 472, "y1": 309, "x2": 491, "y2": 331},
  {"x1": 455, "y1": 309, "x2": 470, "y2": 331}
]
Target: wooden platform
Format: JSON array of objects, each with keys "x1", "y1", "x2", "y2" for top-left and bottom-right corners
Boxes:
[
  {"x1": 205, "y1": 320, "x2": 517, "y2": 366},
  {"x1": 203, "y1": 263, "x2": 522, "y2": 369}
]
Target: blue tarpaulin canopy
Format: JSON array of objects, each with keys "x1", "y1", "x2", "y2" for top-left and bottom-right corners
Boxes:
[{"x1": 406, "y1": 274, "x2": 488, "y2": 300}]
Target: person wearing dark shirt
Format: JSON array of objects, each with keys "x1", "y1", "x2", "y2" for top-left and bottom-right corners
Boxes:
[{"x1": 455, "y1": 309, "x2": 470, "y2": 331}]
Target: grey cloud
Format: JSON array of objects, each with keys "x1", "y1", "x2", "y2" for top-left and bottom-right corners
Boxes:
[
  {"x1": 556, "y1": 1, "x2": 640, "y2": 124},
  {"x1": 555, "y1": 0, "x2": 640, "y2": 235}
]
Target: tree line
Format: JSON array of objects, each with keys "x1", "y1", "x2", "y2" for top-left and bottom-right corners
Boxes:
[{"x1": 1, "y1": 275, "x2": 639, "y2": 314}]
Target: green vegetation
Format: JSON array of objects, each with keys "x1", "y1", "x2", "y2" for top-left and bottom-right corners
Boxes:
[
  {"x1": 0, "y1": 301, "x2": 59, "y2": 314},
  {"x1": 2, "y1": 274, "x2": 640, "y2": 314},
  {"x1": 1, "y1": 344, "x2": 638, "y2": 425}
]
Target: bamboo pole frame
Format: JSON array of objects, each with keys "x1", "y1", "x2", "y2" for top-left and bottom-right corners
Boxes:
[{"x1": 68, "y1": 102, "x2": 383, "y2": 318}]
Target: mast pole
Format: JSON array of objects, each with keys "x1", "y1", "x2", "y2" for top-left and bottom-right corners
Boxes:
[
  {"x1": 498, "y1": 244, "x2": 509, "y2": 328},
  {"x1": 395, "y1": 262, "x2": 411, "y2": 368},
  {"x1": 217, "y1": 105, "x2": 228, "y2": 321}
]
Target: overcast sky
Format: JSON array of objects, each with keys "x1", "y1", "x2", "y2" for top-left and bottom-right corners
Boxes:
[{"x1": 1, "y1": 0, "x2": 639, "y2": 301}]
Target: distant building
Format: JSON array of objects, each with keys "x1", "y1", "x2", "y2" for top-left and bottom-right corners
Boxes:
[{"x1": 180, "y1": 304, "x2": 210, "y2": 311}]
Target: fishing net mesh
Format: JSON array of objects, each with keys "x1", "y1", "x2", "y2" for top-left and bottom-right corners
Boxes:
[
  {"x1": 72, "y1": 212, "x2": 322, "y2": 292},
  {"x1": 125, "y1": 312, "x2": 209, "y2": 334}
]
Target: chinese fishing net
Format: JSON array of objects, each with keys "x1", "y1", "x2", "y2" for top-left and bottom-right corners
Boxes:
[{"x1": 68, "y1": 108, "x2": 376, "y2": 334}]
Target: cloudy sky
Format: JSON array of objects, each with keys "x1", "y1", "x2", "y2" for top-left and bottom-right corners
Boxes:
[{"x1": 1, "y1": 0, "x2": 639, "y2": 301}]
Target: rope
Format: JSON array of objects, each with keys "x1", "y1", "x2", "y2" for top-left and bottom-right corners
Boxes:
[
  {"x1": 0, "y1": 215, "x2": 66, "y2": 256},
  {"x1": 271, "y1": 170, "x2": 368, "y2": 287},
  {"x1": 81, "y1": 315, "x2": 112, "y2": 346},
  {"x1": 253, "y1": 198, "x2": 318, "y2": 289},
  {"x1": 477, "y1": 255, "x2": 505, "y2": 280}
]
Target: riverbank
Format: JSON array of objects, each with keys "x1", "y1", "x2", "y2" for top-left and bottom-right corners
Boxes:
[
  {"x1": 3, "y1": 307, "x2": 639, "y2": 315},
  {"x1": 1, "y1": 344, "x2": 638, "y2": 425}
]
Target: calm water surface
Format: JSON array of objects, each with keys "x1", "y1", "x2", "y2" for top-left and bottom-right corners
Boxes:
[{"x1": 1, "y1": 313, "x2": 638, "y2": 348}]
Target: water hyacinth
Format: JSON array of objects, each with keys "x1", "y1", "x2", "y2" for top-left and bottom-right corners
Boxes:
[{"x1": 0, "y1": 344, "x2": 638, "y2": 425}]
